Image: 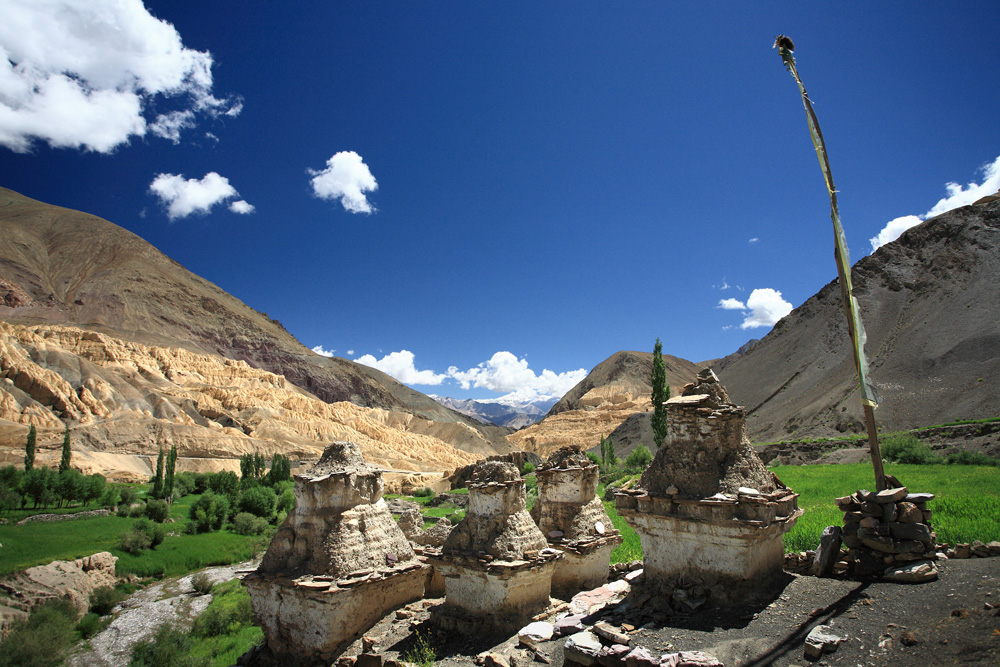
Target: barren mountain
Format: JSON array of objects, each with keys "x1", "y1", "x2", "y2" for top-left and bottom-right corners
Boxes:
[
  {"x1": 507, "y1": 350, "x2": 699, "y2": 456},
  {"x1": 713, "y1": 198, "x2": 1000, "y2": 442},
  {"x1": 0, "y1": 187, "x2": 509, "y2": 476}
]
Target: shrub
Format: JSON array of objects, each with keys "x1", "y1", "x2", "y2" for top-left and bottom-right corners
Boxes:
[
  {"x1": 946, "y1": 449, "x2": 1000, "y2": 466},
  {"x1": 188, "y1": 492, "x2": 231, "y2": 532},
  {"x1": 89, "y1": 585, "x2": 124, "y2": 615},
  {"x1": 521, "y1": 461, "x2": 536, "y2": 475},
  {"x1": 276, "y1": 488, "x2": 295, "y2": 514},
  {"x1": 118, "y1": 526, "x2": 152, "y2": 554},
  {"x1": 413, "y1": 487, "x2": 434, "y2": 498},
  {"x1": 128, "y1": 504, "x2": 147, "y2": 518},
  {"x1": 233, "y1": 512, "x2": 269, "y2": 536},
  {"x1": 624, "y1": 444, "x2": 653, "y2": 471},
  {"x1": 208, "y1": 471, "x2": 240, "y2": 500},
  {"x1": 0, "y1": 597, "x2": 77, "y2": 667},
  {"x1": 100, "y1": 486, "x2": 120, "y2": 508},
  {"x1": 237, "y1": 485, "x2": 276, "y2": 518},
  {"x1": 129, "y1": 624, "x2": 210, "y2": 667},
  {"x1": 586, "y1": 451, "x2": 600, "y2": 465},
  {"x1": 173, "y1": 472, "x2": 195, "y2": 497},
  {"x1": 76, "y1": 612, "x2": 103, "y2": 638},
  {"x1": 881, "y1": 434, "x2": 940, "y2": 465},
  {"x1": 119, "y1": 486, "x2": 139, "y2": 506},
  {"x1": 192, "y1": 581, "x2": 254, "y2": 637},
  {"x1": 191, "y1": 572, "x2": 214, "y2": 595},
  {"x1": 145, "y1": 499, "x2": 170, "y2": 523}
]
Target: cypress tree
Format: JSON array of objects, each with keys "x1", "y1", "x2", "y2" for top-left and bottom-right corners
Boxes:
[
  {"x1": 59, "y1": 425, "x2": 72, "y2": 473},
  {"x1": 165, "y1": 445, "x2": 177, "y2": 500},
  {"x1": 152, "y1": 448, "x2": 165, "y2": 499},
  {"x1": 651, "y1": 337, "x2": 669, "y2": 449},
  {"x1": 24, "y1": 425, "x2": 36, "y2": 471}
]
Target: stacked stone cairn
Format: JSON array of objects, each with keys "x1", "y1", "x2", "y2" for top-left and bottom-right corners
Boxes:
[
  {"x1": 530, "y1": 447, "x2": 623, "y2": 598},
  {"x1": 430, "y1": 461, "x2": 562, "y2": 633},
  {"x1": 615, "y1": 369, "x2": 802, "y2": 609},
  {"x1": 835, "y1": 486, "x2": 940, "y2": 580},
  {"x1": 243, "y1": 442, "x2": 428, "y2": 667}
]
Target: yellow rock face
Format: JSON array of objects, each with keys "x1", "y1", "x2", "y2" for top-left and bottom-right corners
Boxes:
[
  {"x1": 506, "y1": 383, "x2": 651, "y2": 457},
  {"x1": 0, "y1": 323, "x2": 481, "y2": 478}
]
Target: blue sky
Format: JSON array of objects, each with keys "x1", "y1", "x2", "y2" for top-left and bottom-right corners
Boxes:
[{"x1": 2, "y1": 1, "x2": 999, "y2": 403}]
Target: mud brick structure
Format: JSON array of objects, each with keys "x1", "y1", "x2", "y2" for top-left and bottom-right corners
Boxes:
[
  {"x1": 837, "y1": 487, "x2": 938, "y2": 578},
  {"x1": 616, "y1": 369, "x2": 801, "y2": 608},
  {"x1": 243, "y1": 442, "x2": 428, "y2": 666},
  {"x1": 531, "y1": 447, "x2": 622, "y2": 597},
  {"x1": 431, "y1": 461, "x2": 561, "y2": 633}
]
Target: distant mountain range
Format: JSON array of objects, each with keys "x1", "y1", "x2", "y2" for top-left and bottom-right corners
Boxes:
[{"x1": 429, "y1": 395, "x2": 558, "y2": 429}]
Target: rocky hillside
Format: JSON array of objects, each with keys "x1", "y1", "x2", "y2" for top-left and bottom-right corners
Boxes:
[
  {"x1": 0, "y1": 187, "x2": 510, "y2": 476},
  {"x1": 507, "y1": 350, "x2": 699, "y2": 456},
  {"x1": 714, "y1": 198, "x2": 1000, "y2": 442},
  {"x1": 0, "y1": 322, "x2": 484, "y2": 480}
]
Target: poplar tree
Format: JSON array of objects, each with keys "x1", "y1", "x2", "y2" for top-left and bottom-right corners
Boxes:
[
  {"x1": 24, "y1": 425, "x2": 36, "y2": 471},
  {"x1": 651, "y1": 337, "x2": 669, "y2": 449},
  {"x1": 59, "y1": 425, "x2": 72, "y2": 473},
  {"x1": 164, "y1": 445, "x2": 177, "y2": 500},
  {"x1": 152, "y1": 448, "x2": 165, "y2": 499}
]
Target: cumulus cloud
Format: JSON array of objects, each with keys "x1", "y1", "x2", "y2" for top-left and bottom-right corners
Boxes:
[
  {"x1": 870, "y1": 155, "x2": 1000, "y2": 251},
  {"x1": 312, "y1": 345, "x2": 335, "y2": 358},
  {"x1": 347, "y1": 349, "x2": 355, "y2": 356},
  {"x1": 447, "y1": 351, "x2": 587, "y2": 402},
  {"x1": 749, "y1": 237, "x2": 760, "y2": 244},
  {"x1": 718, "y1": 298, "x2": 746, "y2": 310},
  {"x1": 740, "y1": 288, "x2": 793, "y2": 329},
  {"x1": 308, "y1": 151, "x2": 378, "y2": 213},
  {"x1": 149, "y1": 172, "x2": 252, "y2": 220},
  {"x1": 0, "y1": 0, "x2": 240, "y2": 153},
  {"x1": 355, "y1": 350, "x2": 446, "y2": 386}
]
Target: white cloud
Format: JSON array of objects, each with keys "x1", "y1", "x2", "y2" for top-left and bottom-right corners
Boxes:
[
  {"x1": 447, "y1": 351, "x2": 586, "y2": 402},
  {"x1": 869, "y1": 215, "x2": 922, "y2": 252},
  {"x1": 748, "y1": 237, "x2": 759, "y2": 244},
  {"x1": 149, "y1": 172, "x2": 251, "y2": 220},
  {"x1": 312, "y1": 345, "x2": 335, "y2": 357},
  {"x1": 870, "y1": 155, "x2": 1000, "y2": 251},
  {"x1": 0, "y1": 0, "x2": 239, "y2": 153},
  {"x1": 308, "y1": 151, "x2": 378, "y2": 213},
  {"x1": 355, "y1": 350, "x2": 446, "y2": 386},
  {"x1": 718, "y1": 297, "x2": 746, "y2": 310},
  {"x1": 740, "y1": 288, "x2": 793, "y2": 329},
  {"x1": 347, "y1": 349, "x2": 355, "y2": 356}
]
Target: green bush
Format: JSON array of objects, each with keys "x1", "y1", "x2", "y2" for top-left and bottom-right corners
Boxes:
[
  {"x1": 192, "y1": 581, "x2": 254, "y2": 637},
  {"x1": 624, "y1": 444, "x2": 653, "y2": 470},
  {"x1": 191, "y1": 572, "x2": 213, "y2": 595},
  {"x1": 208, "y1": 472, "x2": 239, "y2": 500},
  {"x1": 145, "y1": 499, "x2": 170, "y2": 523},
  {"x1": 118, "y1": 526, "x2": 152, "y2": 554},
  {"x1": 946, "y1": 449, "x2": 1000, "y2": 466},
  {"x1": 585, "y1": 451, "x2": 600, "y2": 465},
  {"x1": 0, "y1": 597, "x2": 77, "y2": 667},
  {"x1": 521, "y1": 462, "x2": 536, "y2": 475},
  {"x1": 129, "y1": 624, "x2": 211, "y2": 667},
  {"x1": 128, "y1": 504, "x2": 147, "y2": 518},
  {"x1": 119, "y1": 486, "x2": 139, "y2": 506},
  {"x1": 232, "y1": 512, "x2": 269, "y2": 536},
  {"x1": 276, "y1": 488, "x2": 295, "y2": 514},
  {"x1": 237, "y1": 486, "x2": 276, "y2": 518},
  {"x1": 76, "y1": 612, "x2": 103, "y2": 638},
  {"x1": 413, "y1": 487, "x2": 434, "y2": 498},
  {"x1": 188, "y1": 492, "x2": 231, "y2": 532},
  {"x1": 881, "y1": 434, "x2": 941, "y2": 464},
  {"x1": 133, "y1": 517, "x2": 166, "y2": 548},
  {"x1": 89, "y1": 585, "x2": 124, "y2": 615}
]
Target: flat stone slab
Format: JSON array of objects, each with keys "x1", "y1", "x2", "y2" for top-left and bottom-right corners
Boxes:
[
  {"x1": 883, "y1": 560, "x2": 939, "y2": 583},
  {"x1": 804, "y1": 624, "x2": 846, "y2": 659},
  {"x1": 518, "y1": 621, "x2": 554, "y2": 647},
  {"x1": 564, "y1": 630, "x2": 602, "y2": 665},
  {"x1": 875, "y1": 487, "x2": 908, "y2": 503}
]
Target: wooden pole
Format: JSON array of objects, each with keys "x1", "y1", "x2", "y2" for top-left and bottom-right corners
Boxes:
[{"x1": 864, "y1": 405, "x2": 886, "y2": 491}]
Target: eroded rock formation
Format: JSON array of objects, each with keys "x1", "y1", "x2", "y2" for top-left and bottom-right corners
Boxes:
[{"x1": 244, "y1": 442, "x2": 427, "y2": 666}]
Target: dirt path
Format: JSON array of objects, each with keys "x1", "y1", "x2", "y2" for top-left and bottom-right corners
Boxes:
[{"x1": 66, "y1": 561, "x2": 255, "y2": 667}]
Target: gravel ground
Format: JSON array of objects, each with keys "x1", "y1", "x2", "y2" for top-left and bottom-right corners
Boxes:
[
  {"x1": 66, "y1": 561, "x2": 255, "y2": 667},
  {"x1": 342, "y1": 557, "x2": 1000, "y2": 667}
]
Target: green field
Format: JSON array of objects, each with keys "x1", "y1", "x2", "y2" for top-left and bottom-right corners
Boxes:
[
  {"x1": 0, "y1": 492, "x2": 264, "y2": 578},
  {"x1": 772, "y1": 463, "x2": 1000, "y2": 552}
]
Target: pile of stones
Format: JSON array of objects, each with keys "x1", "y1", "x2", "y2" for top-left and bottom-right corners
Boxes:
[{"x1": 836, "y1": 486, "x2": 938, "y2": 578}]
